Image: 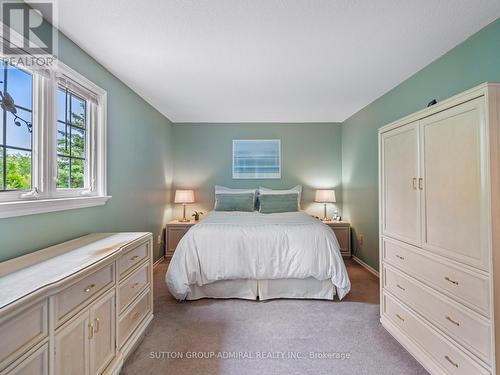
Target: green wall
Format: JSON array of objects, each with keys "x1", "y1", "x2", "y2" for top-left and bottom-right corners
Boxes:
[
  {"x1": 172, "y1": 123, "x2": 342, "y2": 219},
  {"x1": 0, "y1": 32, "x2": 174, "y2": 262},
  {"x1": 341, "y1": 18, "x2": 500, "y2": 270}
]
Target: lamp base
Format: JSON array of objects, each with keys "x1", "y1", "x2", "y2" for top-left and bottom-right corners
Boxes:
[
  {"x1": 178, "y1": 203, "x2": 189, "y2": 222},
  {"x1": 320, "y1": 203, "x2": 332, "y2": 222}
]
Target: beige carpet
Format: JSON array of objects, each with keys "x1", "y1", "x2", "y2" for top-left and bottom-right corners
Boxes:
[{"x1": 122, "y1": 259, "x2": 427, "y2": 375}]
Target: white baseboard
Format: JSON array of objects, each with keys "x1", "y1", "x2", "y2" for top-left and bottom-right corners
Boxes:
[
  {"x1": 352, "y1": 256, "x2": 379, "y2": 277},
  {"x1": 153, "y1": 256, "x2": 165, "y2": 268}
]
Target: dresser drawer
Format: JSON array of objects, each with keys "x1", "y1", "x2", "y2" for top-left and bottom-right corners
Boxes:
[
  {"x1": 2, "y1": 344, "x2": 48, "y2": 375},
  {"x1": 382, "y1": 237, "x2": 490, "y2": 316},
  {"x1": 0, "y1": 301, "x2": 48, "y2": 371},
  {"x1": 117, "y1": 241, "x2": 150, "y2": 279},
  {"x1": 383, "y1": 264, "x2": 492, "y2": 363},
  {"x1": 382, "y1": 292, "x2": 490, "y2": 375},
  {"x1": 55, "y1": 264, "x2": 114, "y2": 325},
  {"x1": 331, "y1": 226, "x2": 350, "y2": 256},
  {"x1": 118, "y1": 290, "x2": 150, "y2": 348},
  {"x1": 118, "y1": 263, "x2": 150, "y2": 313}
]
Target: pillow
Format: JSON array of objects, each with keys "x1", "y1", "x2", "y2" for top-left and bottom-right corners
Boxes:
[
  {"x1": 214, "y1": 193, "x2": 255, "y2": 212},
  {"x1": 214, "y1": 185, "x2": 257, "y2": 209},
  {"x1": 258, "y1": 185, "x2": 302, "y2": 208},
  {"x1": 215, "y1": 185, "x2": 257, "y2": 195},
  {"x1": 259, "y1": 193, "x2": 299, "y2": 214}
]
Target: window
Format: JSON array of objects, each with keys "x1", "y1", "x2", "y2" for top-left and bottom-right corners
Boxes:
[
  {"x1": 232, "y1": 139, "x2": 281, "y2": 179},
  {"x1": 57, "y1": 87, "x2": 87, "y2": 189},
  {"x1": 0, "y1": 60, "x2": 109, "y2": 219},
  {"x1": 0, "y1": 61, "x2": 33, "y2": 192}
]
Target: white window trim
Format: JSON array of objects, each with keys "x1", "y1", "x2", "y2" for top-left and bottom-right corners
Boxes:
[{"x1": 0, "y1": 29, "x2": 110, "y2": 218}]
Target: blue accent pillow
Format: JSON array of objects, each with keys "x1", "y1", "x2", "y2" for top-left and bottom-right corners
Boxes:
[
  {"x1": 214, "y1": 193, "x2": 255, "y2": 212},
  {"x1": 259, "y1": 193, "x2": 299, "y2": 214}
]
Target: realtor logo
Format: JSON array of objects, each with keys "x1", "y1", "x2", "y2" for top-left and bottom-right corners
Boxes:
[{"x1": 1, "y1": 0, "x2": 57, "y2": 59}]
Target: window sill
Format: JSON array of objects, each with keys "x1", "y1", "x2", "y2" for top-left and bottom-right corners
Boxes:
[{"x1": 0, "y1": 195, "x2": 112, "y2": 219}]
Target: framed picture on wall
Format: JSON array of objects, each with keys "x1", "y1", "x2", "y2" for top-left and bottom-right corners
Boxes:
[{"x1": 232, "y1": 139, "x2": 281, "y2": 179}]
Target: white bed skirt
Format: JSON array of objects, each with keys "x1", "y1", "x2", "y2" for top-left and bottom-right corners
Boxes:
[{"x1": 186, "y1": 278, "x2": 335, "y2": 301}]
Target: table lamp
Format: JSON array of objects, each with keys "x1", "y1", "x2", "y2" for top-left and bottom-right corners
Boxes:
[
  {"x1": 315, "y1": 189, "x2": 336, "y2": 221},
  {"x1": 174, "y1": 189, "x2": 195, "y2": 222}
]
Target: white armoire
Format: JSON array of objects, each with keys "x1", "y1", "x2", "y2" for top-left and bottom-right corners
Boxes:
[{"x1": 379, "y1": 83, "x2": 500, "y2": 375}]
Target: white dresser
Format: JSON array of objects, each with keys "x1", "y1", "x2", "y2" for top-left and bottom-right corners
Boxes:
[
  {"x1": 0, "y1": 233, "x2": 153, "y2": 375},
  {"x1": 379, "y1": 83, "x2": 500, "y2": 374}
]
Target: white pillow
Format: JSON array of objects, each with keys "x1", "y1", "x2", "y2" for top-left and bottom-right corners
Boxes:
[
  {"x1": 214, "y1": 185, "x2": 257, "y2": 207},
  {"x1": 258, "y1": 185, "x2": 302, "y2": 208}
]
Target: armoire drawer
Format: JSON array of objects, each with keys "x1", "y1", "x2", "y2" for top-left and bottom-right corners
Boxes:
[
  {"x1": 2, "y1": 343, "x2": 48, "y2": 375},
  {"x1": 382, "y1": 292, "x2": 490, "y2": 375},
  {"x1": 0, "y1": 301, "x2": 48, "y2": 371},
  {"x1": 117, "y1": 241, "x2": 150, "y2": 279},
  {"x1": 382, "y1": 237, "x2": 490, "y2": 317},
  {"x1": 118, "y1": 290, "x2": 150, "y2": 348},
  {"x1": 118, "y1": 263, "x2": 150, "y2": 313},
  {"x1": 383, "y1": 264, "x2": 491, "y2": 363},
  {"x1": 54, "y1": 264, "x2": 114, "y2": 325}
]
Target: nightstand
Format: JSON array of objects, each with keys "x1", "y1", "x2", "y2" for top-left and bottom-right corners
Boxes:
[
  {"x1": 166, "y1": 220, "x2": 196, "y2": 259},
  {"x1": 323, "y1": 221, "x2": 351, "y2": 257}
]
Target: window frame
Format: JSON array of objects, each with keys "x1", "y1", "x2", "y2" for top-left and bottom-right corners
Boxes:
[
  {"x1": 0, "y1": 61, "x2": 38, "y2": 201},
  {"x1": 54, "y1": 87, "x2": 89, "y2": 192},
  {"x1": 0, "y1": 57, "x2": 110, "y2": 218}
]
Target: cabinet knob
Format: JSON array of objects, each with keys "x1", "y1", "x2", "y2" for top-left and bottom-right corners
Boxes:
[
  {"x1": 445, "y1": 316, "x2": 460, "y2": 326},
  {"x1": 84, "y1": 284, "x2": 96, "y2": 293},
  {"x1": 444, "y1": 276, "x2": 459, "y2": 286},
  {"x1": 444, "y1": 355, "x2": 459, "y2": 368},
  {"x1": 94, "y1": 318, "x2": 100, "y2": 334},
  {"x1": 412, "y1": 178, "x2": 417, "y2": 190}
]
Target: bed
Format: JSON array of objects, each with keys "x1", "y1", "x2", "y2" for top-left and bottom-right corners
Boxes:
[{"x1": 165, "y1": 210, "x2": 351, "y2": 301}]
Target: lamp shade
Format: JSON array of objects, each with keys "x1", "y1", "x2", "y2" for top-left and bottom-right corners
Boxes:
[
  {"x1": 174, "y1": 189, "x2": 195, "y2": 204},
  {"x1": 315, "y1": 189, "x2": 336, "y2": 203}
]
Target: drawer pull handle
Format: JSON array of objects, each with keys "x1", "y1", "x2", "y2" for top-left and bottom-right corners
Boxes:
[
  {"x1": 444, "y1": 355, "x2": 459, "y2": 368},
  {"x1": 444, "y1": 276, "x2": 459, "y2": 286},
  {"x1": 84, "y1": 284, "x2": 96, "y2": 293},
  {"x1": 418, "y1": 177, "x2": 424, "y2": 190},
  {"x1": 88, "y1": 323, "x2": 94, "y2": 339},
  {"x1": 396, "y1": 313, "x2": 405, "y2": 322},
  {"x1": 395, "y1": 255, "x2": 405, "y2": 260},
  {"x1": 131, "y1": 255, "x2": 140, "y2": 261},
  {"x1": 396, "y1": 284, "x2": 405, "y2": 291},
  {"x1": 94, "y1": 318, "x2": 100, "y2": 334},
  {"x1": 445, "y1": 316, "x2": 460, "y2": 327},
  {"x1": 412, "y1": 178, "x2": 417, "y2": 190}
]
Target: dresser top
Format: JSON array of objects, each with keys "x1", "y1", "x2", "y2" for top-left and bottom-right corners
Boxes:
[{"x1": 0, "y1": 232, "x2": 150, "y2": 311}]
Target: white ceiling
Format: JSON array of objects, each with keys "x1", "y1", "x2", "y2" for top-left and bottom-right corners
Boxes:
[{"x1": 56, "y1": 1, "x2": 500, "y2": 123}]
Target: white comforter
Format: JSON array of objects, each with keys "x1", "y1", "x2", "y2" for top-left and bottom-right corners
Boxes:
[{"x1": 165, "y1": 211, "x2": 351, "y2": 300}]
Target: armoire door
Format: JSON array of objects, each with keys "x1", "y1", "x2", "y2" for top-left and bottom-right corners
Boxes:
[
  {"x1": 420, "y1": 97, "x2": 489, "y2": 270},
  {"x1": 54, "y1": 311, "x2": 90, "y2": 375},
  {"x1": 380, "y1": 121, "x2": 421, "y2": 245},
  {"x1": 90, "y1": 292, "x2": 115, "y2": 375}
]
